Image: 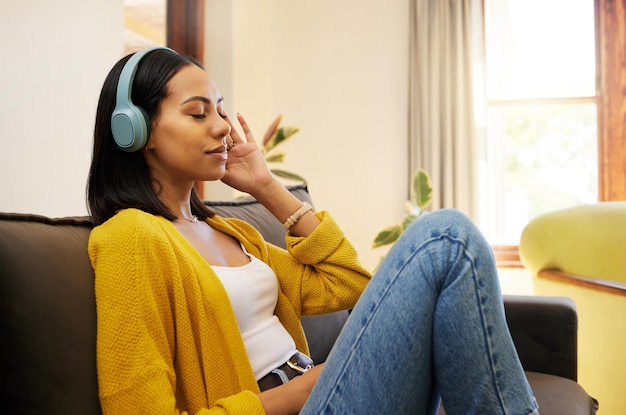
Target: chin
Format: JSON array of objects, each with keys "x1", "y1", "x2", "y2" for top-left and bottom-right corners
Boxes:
[{"x1": 200, "y1": 170, "x2": 226, "y2": 182}]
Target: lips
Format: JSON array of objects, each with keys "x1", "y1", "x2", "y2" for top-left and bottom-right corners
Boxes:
[
  {"x1": 207, "y1": 144, "x2": 226, "y2": 153},
  {"x1": 206, "y1": 144, "x2": 227, "y2": 160}
]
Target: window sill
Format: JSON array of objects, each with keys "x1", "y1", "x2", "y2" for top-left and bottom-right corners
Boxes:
[{"x1": 493, "y1": 245, "x2": 523, "y2": 268}]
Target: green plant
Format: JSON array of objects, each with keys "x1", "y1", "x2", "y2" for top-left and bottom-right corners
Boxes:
[
  {"x1": 262, "y1": 115, "x2": 306, "y2": 183},
  {"x1": 372, "y1": 169, "x2": 433, "y2": 249}
]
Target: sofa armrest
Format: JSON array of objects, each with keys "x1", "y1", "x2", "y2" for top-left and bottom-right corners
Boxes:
[
  {"x1": 519, "y1": 202, "x2": 626, "y2": 282},
  {"x1": 503, "y1": 295, "x2": 578, "y2": 382}
]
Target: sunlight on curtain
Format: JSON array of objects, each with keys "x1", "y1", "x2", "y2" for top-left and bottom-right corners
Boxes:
[{"x1": 408, "y1": 0, "x2": 485, "y2": 222}]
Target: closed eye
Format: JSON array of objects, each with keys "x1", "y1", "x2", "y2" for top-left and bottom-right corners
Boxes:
[{"x1": 191, "y1": 113, "x2": 206, "y2": 119}]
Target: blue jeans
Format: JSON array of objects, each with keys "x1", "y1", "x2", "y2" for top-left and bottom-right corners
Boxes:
[{"x1": 301, "y1": 209, "x2": 538, "y2": 415}]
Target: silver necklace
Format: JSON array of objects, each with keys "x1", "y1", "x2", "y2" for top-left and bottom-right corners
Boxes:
[{"x1": 179, "y1": 215, "x2": 198, "y2": 223}]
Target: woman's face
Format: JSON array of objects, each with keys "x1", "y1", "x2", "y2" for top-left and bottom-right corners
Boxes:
[{"x1": 143, "y1": 64, "x2": 231, "y2": 188}]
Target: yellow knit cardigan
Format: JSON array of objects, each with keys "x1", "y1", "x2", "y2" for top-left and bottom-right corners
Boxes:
[{"x1": 89, "y1": 208, "x2": 371, "y2": 415}]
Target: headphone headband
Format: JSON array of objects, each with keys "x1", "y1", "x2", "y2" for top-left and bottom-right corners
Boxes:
[{"x1": 111, "y1": 46, "x2": 176, "y2": 152}]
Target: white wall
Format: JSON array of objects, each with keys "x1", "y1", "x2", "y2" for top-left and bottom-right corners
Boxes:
[
  {"x1": 0, "y1": 0, "x2": 124, "y2": 217},
  {"x1": 0, "y1": 0, "x2": 409, "y2": 270},
  {"x1": 207, "y1": 0, "x2": 410, "y2": 268}
]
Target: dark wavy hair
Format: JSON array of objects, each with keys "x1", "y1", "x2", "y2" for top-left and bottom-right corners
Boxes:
[{"x1": 87, "y1": 49, "x2": 214, "y2": 225}]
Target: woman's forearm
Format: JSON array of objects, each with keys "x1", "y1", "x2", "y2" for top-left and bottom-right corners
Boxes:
[{"x1": 251, "y1": 179, "x2": 321, "y2": 238}]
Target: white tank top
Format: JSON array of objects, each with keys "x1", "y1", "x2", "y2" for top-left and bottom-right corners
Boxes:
[{"x1": 211, "y1": 246, "x2": 297, "y2": 380}]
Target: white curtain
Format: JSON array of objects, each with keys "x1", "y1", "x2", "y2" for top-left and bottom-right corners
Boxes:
[{"x1": 409, "y1": 0, "x2": 485, "y2": 221}]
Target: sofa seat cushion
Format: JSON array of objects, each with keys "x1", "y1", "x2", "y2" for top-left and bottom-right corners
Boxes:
[
  {"x1": 526, "y1": 371, "x2": 598, "y2": 415},
  {"x1": 437, "y1": 371, "x2": 597, "y2": 415}
]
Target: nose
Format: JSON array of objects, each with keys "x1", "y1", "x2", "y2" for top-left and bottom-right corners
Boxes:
[
  {"x1": 218, "y1": 116, "x2": 231, "y2": 139},
  {"x1": 211, "y1": 113, "x2": 231, "y2": 141}
]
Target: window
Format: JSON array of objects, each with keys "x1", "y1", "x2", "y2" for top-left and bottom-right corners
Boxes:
[
  {"x1": 124, "y1": 0, "x2": 167, "y2": 54},
  {"x1": 480, "y1": 0, "x2": 598, "y2": 245},
  {"x1": 122, "y1": 0, "x2": 204, "y2": 66}
]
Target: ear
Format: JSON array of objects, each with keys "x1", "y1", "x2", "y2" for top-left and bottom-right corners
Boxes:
[{"x1": 144, "y1": 138, "x2": 154, "y2": 151}]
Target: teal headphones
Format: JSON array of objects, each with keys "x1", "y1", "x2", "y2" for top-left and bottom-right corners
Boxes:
[{"x1": 111, "y1": 46, "x2": 176, "y2": 152}]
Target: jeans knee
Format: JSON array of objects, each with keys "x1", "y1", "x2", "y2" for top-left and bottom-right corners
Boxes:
[
  {"x1": 407, "y1": 209, "x2": 473, "y2": 237},
  {"x1": 400, "y1": 209, "x2": 490, "y2": 255},
  {"x1": 427, "y1": 208, "x2": 470, "y2": 224}
]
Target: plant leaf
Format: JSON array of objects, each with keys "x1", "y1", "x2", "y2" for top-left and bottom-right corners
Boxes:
[
  {"x1": 372, "y1": 225, "x2": 403, "y2": 249},
  {"x1": 262, "y1": 115, "x2": 283, "y2": 145},
  {"x1": 401, "y1": 212, "x2": 421, "y2": 230},
  {"x1": 270, "y1": 169, "x2": 307, "y2": 183},
  {"x1": 263, "y1": 126, "x2": 300, "y2": 153},
  {"x1": 412, "y1": 169, "x2": 433, "y2": 209},
  {"x1": 265, "y1": 152, "x2": 286, "y2": 163}
]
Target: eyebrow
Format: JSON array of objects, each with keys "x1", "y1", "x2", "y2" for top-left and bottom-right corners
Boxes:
[{"x1": 181, "y1": 96, "x2": 224, "y2": 105}]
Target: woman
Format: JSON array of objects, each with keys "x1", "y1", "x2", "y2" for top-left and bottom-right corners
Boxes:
[{"x1": 87, "y1": 47, "x2": 538, "y2": 415}]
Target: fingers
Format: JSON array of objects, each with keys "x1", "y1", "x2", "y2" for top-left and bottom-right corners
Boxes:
[
  {"x1": 225, "y1": 113, "x2": 255, "y2": 144},
  {"x1": 225, "y1": 115, "x2": 243, "y2": 143},
  {"x1": 235, "y1": 113, "x2": 254, "y2": 142}
]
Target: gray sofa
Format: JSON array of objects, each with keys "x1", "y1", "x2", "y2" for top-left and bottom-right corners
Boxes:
[{"x1": 0, "y1": 185, "x2": 597, "y2": 414}]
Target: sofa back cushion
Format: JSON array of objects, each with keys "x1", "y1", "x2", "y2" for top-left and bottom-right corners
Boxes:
[{"x1": 0, "y1": 214, "x2": 99, "y2": 414}]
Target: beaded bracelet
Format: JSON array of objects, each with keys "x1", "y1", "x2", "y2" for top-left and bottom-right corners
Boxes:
[{"x1": 283, "y1": 202, "x2": 314, "y2": 230}]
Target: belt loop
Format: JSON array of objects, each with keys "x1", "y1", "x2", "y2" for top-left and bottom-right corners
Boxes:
[{"x1": 271, "y1": 368, "x2": 290, "y2": 385}]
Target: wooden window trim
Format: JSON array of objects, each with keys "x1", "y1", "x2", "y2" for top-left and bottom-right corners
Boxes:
[
  {"x1": 167, "y1": 0, "x2": 204, "y2": 61},
  {"x1": 597, "y1": 0, "x2": 626, "y2": 202},
  {"x1": 493, "y1": 245, "x2": 522, "y2": 268}
]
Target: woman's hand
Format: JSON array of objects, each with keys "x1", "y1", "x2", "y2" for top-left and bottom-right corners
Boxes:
[
  {"x1": 221, "y1": 113, "x2": 276, "y2": 195},
  {"x1": 257, "y1": 364, "x2": 324, "y2": 415},
  {"x1": 222, "y1": 112, "x2": 321, "y2": 236}
]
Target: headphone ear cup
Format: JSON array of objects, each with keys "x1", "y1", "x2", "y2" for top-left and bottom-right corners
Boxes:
[
  {"x1": 111, "y1": 46, "x2": 175, "y2": 152},
  {"x1": 111, "y1": 104, "x2": 149, "y2": 152}
]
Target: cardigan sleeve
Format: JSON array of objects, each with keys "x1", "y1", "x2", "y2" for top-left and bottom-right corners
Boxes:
[
  {"x1": 280, "y1": 211, "x2": 373, "y2": 315},
  {"x1": 89, "y1": 211, "x2": 266, "y2": 415}
]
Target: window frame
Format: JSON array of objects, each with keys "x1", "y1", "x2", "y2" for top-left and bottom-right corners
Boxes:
[
  {"x1": 167, "y1": 0, "x2": 204, "y2": 62},
  {"x1": 596, "y1": 0, "x2": 626, "y2": 203},
  {"x1": 490, "y1": 0, "x2": 626, "y2": 267}
]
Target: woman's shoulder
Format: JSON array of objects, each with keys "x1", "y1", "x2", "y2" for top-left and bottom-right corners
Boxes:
[
  {"x1": 99, "y1": 208, "x2": 163, "y2": 227},
  {"x1": 207, "y1": 214, "x2": 264, "y2": 240},
  {"x1": 91, "y1": 208, "x2": 169, "y2": 242}
]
